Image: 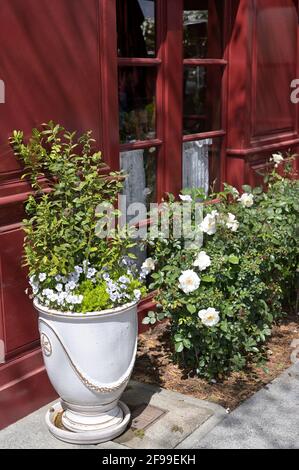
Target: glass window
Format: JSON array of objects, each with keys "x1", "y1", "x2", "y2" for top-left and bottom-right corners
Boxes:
[
  {"x1": 119, "y1": 67, "x2": 156, "y2": 144},
  {"x1": 183, "y1": 0, "x2": 223, "y2": 58},
  {"x1": 182, "y1": 138, "x2": 221, "y2": 192},
  {"x1": 183, "y1": 66, "x2": 223, "y2": 135},
  {"x1": 117, "y1": 0, "x2": 156, "y2": 58}
]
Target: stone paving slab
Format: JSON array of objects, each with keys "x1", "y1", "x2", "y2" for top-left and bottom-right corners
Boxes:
[
  {"x1": 0, "y1": 380, "x2": 226, "y2": 449},
  {"x1": 193, "y1": 362, "x2": 299, "y2": 449}
]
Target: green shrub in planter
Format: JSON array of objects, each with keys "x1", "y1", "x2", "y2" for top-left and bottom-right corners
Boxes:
[
  {"x1": 144, "y1": 155, "x2": 299, "y2": 379},
  {"x1": 10, "y1": 122, "x2": 146, "y2": 312}
]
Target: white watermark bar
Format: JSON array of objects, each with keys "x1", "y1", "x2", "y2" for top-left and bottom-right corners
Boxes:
[
  {"x1": 0, "y1": 80, "x2": 5, "y2": 104},
  {"x1": 95, "y1": 197, "x2": 204, "y2": 247},
  {"x1": 290, "y1": 79, "x2": 299, "y2": 104},
  {"x1": 0, "y1": 340, "x2": 5, "y2": 364}
]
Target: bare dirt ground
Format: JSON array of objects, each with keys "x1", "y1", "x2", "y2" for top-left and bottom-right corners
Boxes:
[{"x1": 132, "y1": 316, "x2": 299, "y2": 410}]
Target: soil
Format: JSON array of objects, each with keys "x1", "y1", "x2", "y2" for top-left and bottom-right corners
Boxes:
[{"x1": 132, "y1": 316, "x2": 299, "y2": 411}]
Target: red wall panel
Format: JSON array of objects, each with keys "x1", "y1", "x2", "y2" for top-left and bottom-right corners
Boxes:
[
  {"x1": 0, "y1": 0, "x2": 102, "y2": 178},
  {"x1": 226, "y1": 0, "x2": 299, "y2": 189},
  {"x1": 252, "y1": 0, "x2": 297, "y2": 139}
]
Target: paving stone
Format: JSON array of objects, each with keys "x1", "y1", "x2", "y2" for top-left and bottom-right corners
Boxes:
[{"x1": 0, "y1": 380, "x2": 225, "y2": 449}]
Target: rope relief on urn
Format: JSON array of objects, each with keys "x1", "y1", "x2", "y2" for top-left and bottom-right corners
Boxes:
[{"x1": 38, "y1": 318, "x2": 137, "y2": 394}]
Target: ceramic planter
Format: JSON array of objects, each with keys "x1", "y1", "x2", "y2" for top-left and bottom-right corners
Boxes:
[{"x1": 34, "y1": 300, "x2": 138, "y2": 444}]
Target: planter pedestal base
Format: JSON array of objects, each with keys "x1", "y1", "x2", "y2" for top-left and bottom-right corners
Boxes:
[{"x1": 46, "y1": 401, "x2": 130, "y2": 445}]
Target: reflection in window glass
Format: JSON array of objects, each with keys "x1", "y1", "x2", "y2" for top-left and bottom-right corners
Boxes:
[
  {"x1": 183, "y1": 138, "x2": 221, "y2": 193},
  {"x1": 117, "y1": 0, "x2": 156, "y2": 57},
  {"x1": 183, "y1": 0, "x2": 223, "y2": 58},
  {"x1": 119, "y1": 67, "x2": 156, "y2": 144},
  {"x1": 183, "y1": 66, "x2": 222, "y2": 135},
  {"x1": 120, "y1": 147, "x2": 157, "y2": 209}
]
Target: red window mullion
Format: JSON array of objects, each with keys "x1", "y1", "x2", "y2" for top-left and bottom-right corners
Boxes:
[
  {"x1": 117, "y1": 58, "x2": 162, "y2": 67},
  {"x1": 98, "y1": 0, "x2": 119, "y2": 171},
  {"x1": 157, "y1": 0, "x2": 183, "y2": 199}
]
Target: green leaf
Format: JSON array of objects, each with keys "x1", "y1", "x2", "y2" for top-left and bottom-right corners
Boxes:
[
  {"x1": 201, "y1": 275, "x2": 215, "y2": 283},
  {"x1": 228, "y1": 254, "x2": 239, "y2": 265},
  {"x1": 174, "y1": 333, "x2": 183, "y2": 342},
  {"x1": 187, "y1": 304, "x2": 196, "y2": 314},
  {"x1": 242, "y1": 184, "x2": 252, "y2": 193},
  {"x1": 175, "y1": 342, "x2": 184, "y2": 353}
]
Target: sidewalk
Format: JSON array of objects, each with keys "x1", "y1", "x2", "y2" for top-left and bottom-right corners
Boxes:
[
  {"x1": 192, "y1": 361, "x2": 299, "y2": 449},
  {"x1": 0, "y1": 380, "x2": 226, "y2": 449},
  {"x1": 0, "y1": 363, "x2": 298, "y2": 449}
]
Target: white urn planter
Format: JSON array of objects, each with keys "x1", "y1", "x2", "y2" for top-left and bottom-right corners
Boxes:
[{"x1": 35, "y1": 299, "x2": 138, "y2": 444}]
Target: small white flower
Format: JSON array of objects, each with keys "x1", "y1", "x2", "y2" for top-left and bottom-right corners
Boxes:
[
  {"x1": 231, "y1": 187, "x2": 240, "y2": 199},
  {"x1": 74, "y1": 265, "x2": 83, "y2": 274},
  {"x1": 55, "y1": 275, "x2": 62, "y2": 282},
  {"x1": 179, "y1": 270, "x2": 200, "y2": 294},
  {"x1": 198, "y1": 307, "x2": 220, "y2": 327},
  {"x1": 29, "y1": 275, "x2": 38, "y2": 287},
  {"x1": 38, "y1": 273, "x2": 47, "y2": 282},
  {"x1": 200, "y1": 211, "x2": 218, "y2": 235},
  {"x1": 271, "y1": 153, "x2": 284, "y2": 166},
  {"x1": 179, "y1": 194, "x2": 192, "y2": 202},
  {"x1": 193, "y1": 251, "x2": 211, "y2": 271},
  {"x1": 65, "y1": 281, "x2": 77, "y2": 291},
  {"x1": 86, "y1": 267, "x2": 97, "y2": 279},
  {"x1": 238, "y1": 193, "x2": 254, "y2": 208},
  {"x1": 141, "y1": 257, "x2": 156, "y2": 273},
  {"x1": 226, "y1": 213, "x2": 239, "y2": 232},
  {"x1": 55, "y1": 283, "x2": 63, "y2": 292}
]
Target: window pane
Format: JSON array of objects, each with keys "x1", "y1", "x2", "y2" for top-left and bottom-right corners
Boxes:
[
  {"x1": 183, "y1": 66, "x2": 223, "y2": 135},
  {"x1": 119, "y1": 67, "x2": 156, "y2": 144},
  {"x1": 183, "y1": 0, "x2": 223, "y2": 58},
  {"x1": 117, "y1": 0, "x2": 156, "y2": 58},
  {"x1": 182, "y1": 138, "x2": 221, "y2": 193},
  {"x1": 120, "y1": 147, "x2": 157, "y2": 208}
]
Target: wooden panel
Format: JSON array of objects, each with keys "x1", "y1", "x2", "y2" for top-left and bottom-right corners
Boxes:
[
  {"x1": 252, "y1": 0, "x2": 298, "y2": 139},
  {"x1": 0, "y1": 349, "x2": 57, "y2": 430},
  {"x1": 0, "y1": 226, "x2": 37, "y2": 355},
  {"x1": 227, "y1": 0, "x2": 299, "y2": 154}
]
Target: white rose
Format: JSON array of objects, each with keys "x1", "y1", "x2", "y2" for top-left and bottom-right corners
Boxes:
[
  {"x1": 193, "y1": 251, "x2": 211, "y2": 271},
  {"x1": 141, "y1": 257, "x2": 156, "y2": 272},
  {"x1": 179, "y1": 194, "x2": 192, "y2": 202},
  {"x1": 226, "y1": 213, "x2": 239, "y2": 232},
  {"x1": 271, "y1": 153, "x2": 284, "y2": 165},
  {"x1": 179, "y1": 270, "x2": 200, "y2": 294},
  {"x1": 200, "y1": 211, "x2": 218, "y2": 235},
  {"x1": 238, "y1": 193, "x2": 254, "y2": 208},
  {"x1": 198, "y1": 307, "x2": 220, "y2": 327}
]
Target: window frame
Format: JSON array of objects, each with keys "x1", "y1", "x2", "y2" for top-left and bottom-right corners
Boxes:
[{"x1": 100, "y1": 0, "x2": 229, "y2": 197}]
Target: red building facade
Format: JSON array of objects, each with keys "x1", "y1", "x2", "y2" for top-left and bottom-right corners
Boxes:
[{"x1": 0, "y1": 0, "x2": 298, "y2": 429}]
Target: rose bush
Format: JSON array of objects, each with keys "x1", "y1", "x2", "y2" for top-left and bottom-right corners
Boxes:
[{"x1": 143, "y1": 154, "x2": 299, "y2": 379}]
